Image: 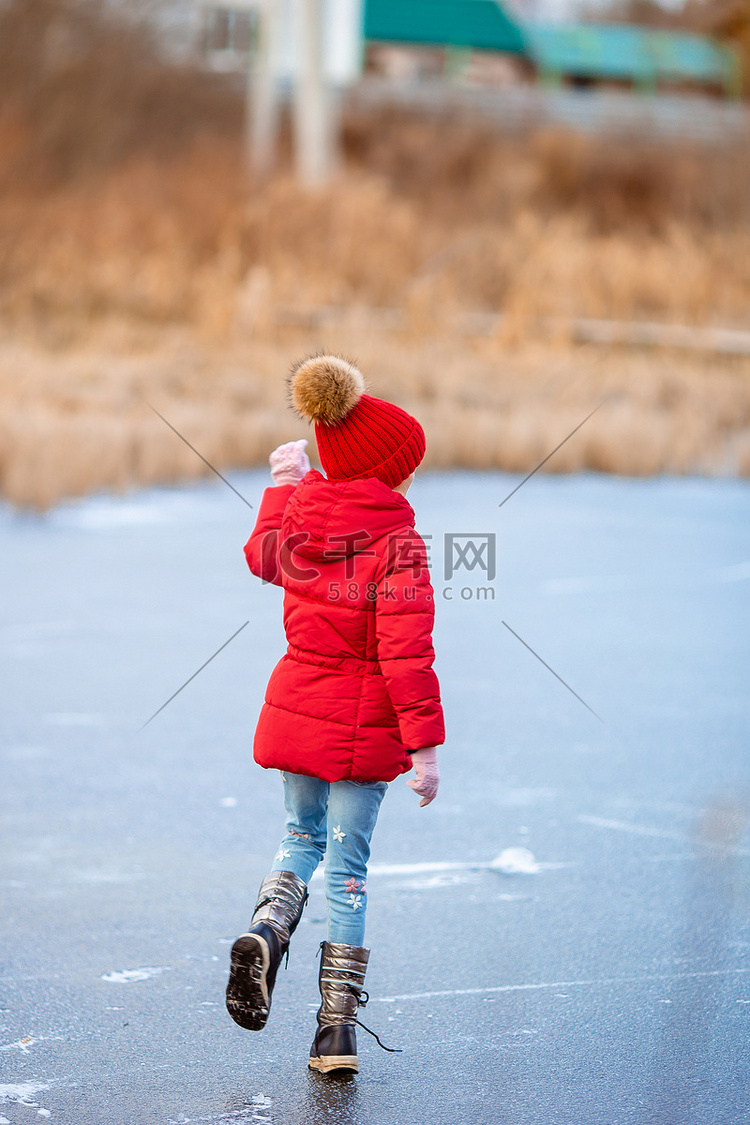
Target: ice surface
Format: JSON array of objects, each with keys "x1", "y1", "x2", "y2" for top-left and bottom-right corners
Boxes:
[{"x1": 1, "y1": 470, "x2": 749, "y2": 1125}]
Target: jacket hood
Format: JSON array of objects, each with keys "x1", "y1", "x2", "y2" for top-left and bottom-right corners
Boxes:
[{"x1": 281, "y1": 470, "x2": 415, "y2": 562}]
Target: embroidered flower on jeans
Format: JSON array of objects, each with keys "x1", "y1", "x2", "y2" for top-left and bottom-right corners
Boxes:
[
  {"x1": 344, "y1": 876, "x2": 359, "y2": 894},
  {"x1": 289, "y1": 830, "x2": 310, "y2": 839},
  {"x1": 274, "y1": 848, "x2": 291, "y2": 862},
  {"x1": 348, "y1": 894, "x2": 363, "y2": 911},
  {"x1": 358, "y1": 881, "x2": 367, "y2": 894},
  {"x1": 332, "y1": 825, "x2": 346, "y2": 843}
]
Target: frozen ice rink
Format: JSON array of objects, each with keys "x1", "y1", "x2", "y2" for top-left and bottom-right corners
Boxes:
[{"x1": 2, "y1": 470, "x2": 749, "y2": 1124}]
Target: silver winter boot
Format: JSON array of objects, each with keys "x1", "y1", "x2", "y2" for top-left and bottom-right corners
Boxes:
[
  {"x1": 308, "y1": 941, "x2": 369, "y2": 1074},
  {"x1": 308, "y1": 942, "x2": 402, "y2": 1073},
  {"x1": 226, "y1": 870, "x2": 308, "y2": 1031}
]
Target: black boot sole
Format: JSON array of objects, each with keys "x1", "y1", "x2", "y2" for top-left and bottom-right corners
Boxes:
[{"x1": 225, "y1": 932, "x2": 271, "y2": 1031}]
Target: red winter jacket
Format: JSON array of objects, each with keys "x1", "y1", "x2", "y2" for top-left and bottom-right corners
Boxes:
[{"x1": 244, "y1": 470, "x2": 445, "y2": 783}]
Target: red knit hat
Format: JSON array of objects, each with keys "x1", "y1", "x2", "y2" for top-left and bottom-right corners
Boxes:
[{"x1": 289, "y1": 354, "x2": 425, "y2": 488}]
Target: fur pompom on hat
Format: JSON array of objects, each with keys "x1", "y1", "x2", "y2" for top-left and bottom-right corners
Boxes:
[
  {"x1": 289, "y1": 354, "x2": 425, "y2": 489},
  {"x1": 290, "y1": 354, "x2": 365, "y2": 426}
]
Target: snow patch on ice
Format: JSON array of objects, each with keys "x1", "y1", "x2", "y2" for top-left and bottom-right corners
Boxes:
[
  {"x1": 312, "y1": 852, "x2": 562, "y2": 882},
  {"x1": 490, "y1": 848, "x2": 540, "y2": 875},
  {"x1": 101, "y1": 966, "x2": 171, "y2": 983},
  {"x1": 314, "y1": 860, "x2": 474, "y2": 879},
  {"x1": 366, "y1": 860, "x2": 471, "y2": 876},
  {"x1": 0, "y1": 1037, "x2": 34, "y2": 1054},
  {"x1": 0, "y1": 1083, "x2": 49, "y2": 1108},
  {"x1": 0, "y1": 1036, "x2": 61, "y2": 1054}
]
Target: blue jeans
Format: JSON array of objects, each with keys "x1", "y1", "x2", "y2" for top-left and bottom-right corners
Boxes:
[{"x1": 269, "y1": 772, "x2": 388, "y2": 946}]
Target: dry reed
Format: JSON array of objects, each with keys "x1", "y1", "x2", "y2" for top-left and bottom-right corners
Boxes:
[
  {"x1": 0, "y1": 0, "x2": 749, "y2": 508},
  {"x1": 2, "y1": 329, "x2": 749, "y2": 509}
]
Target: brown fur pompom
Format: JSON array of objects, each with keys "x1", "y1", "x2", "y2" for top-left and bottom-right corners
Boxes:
[{"x1": 289, "y1": 354, "x2": 365, "y2": 426}]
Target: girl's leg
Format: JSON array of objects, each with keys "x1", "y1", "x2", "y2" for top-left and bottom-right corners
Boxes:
[
  {"x1": 226, "y1": 772, "x2": 328, "y2": 1032},
  {"x1": 270, "y1": 771, "x2": 328, "y2": 882},
  {"x1": 308, "y1": 780, "x2": 388, "y2": 1073},
  {"x1": 324, "y1": 779, "x2": 388, "y2": 946}
]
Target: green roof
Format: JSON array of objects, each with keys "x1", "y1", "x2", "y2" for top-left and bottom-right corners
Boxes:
[
  {"x1": 363, "y1": 1, "x2": 738, "y2": 91},
  {"x1": 364, "y1": 0, "x2": 526, "y2": 56},
  {"x1": 513, "y1": 24, "x2": 736, "y2": 88}
]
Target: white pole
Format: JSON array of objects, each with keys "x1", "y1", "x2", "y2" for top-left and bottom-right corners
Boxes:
[
  {"x1": 293, "y1": 0, "x2": 334, "y2": 188},
  {"x1": 247, "y1": 0, "x2": 281, "y2": 176}
]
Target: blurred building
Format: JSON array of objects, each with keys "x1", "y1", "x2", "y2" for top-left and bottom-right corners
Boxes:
[
  {"x1": 183, "y1": 0, "x2": 738, "y2": 98},
  {"x1": 193, "y1": 0, "x2": 365, "y2": 85},
  {"x1": 362, "y1": 0, "x2": 738, "y2": 95},
  {"x1": 522, "y1": 22, "x2": 739, "y2": 94},
  {"x1": 175, "y1": 0, "x2": 745, "y2": 143},
  {"x1": 355, "y1": 0, "x2": 745, "y2": 140}
]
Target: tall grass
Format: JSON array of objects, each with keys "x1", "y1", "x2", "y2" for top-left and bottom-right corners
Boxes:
[
  {"x1": 2, "y1": 329, "x2": 748, "y2": 509},
  {"x1": 3, "y1": 146, "x2": 750, "y2": 335},
  {"x1": 0, "y1": 0, "x2": 749, "y2": 507}
]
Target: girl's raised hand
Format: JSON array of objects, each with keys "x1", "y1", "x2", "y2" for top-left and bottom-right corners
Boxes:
[{"x1": 269, "y1": 439, "x2": 310, "y2": 486}]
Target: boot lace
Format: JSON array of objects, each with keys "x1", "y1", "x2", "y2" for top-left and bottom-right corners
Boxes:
[{"x1": 347, "y1": 986, "x2": 402, "y2": 1054}]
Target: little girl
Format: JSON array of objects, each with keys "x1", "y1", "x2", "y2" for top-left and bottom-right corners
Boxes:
[{"x1": 225, "y1": 355, "x2": 444, "y2": 1074}]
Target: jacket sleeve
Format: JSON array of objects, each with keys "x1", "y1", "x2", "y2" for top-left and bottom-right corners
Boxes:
[
  {"x1": 243, "y1": 484, "x2": 295, "y2": 586},
  {"x1": 375, "y1": 529, "x2": 445, "y2": 752}
]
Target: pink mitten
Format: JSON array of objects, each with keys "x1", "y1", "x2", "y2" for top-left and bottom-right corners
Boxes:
[
  {"x1": 269, "y1": 439, "x2": 310, "y2": 487},
  {"x1": 406, "y1": 746, "x2": 440, "y2": 807}
]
